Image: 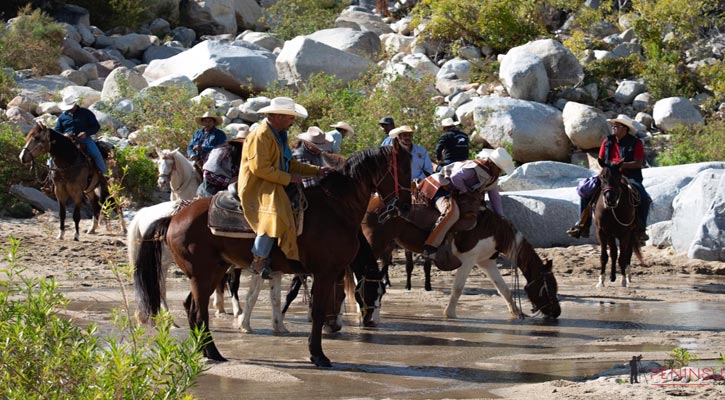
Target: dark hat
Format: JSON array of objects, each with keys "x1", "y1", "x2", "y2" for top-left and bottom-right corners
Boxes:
[{"x1": 379, "y1": 116, "x2": 395, "y2": 125}]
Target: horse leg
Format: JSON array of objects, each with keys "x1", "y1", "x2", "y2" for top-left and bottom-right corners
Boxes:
[
  {"x1": 71, "y1": 194, "x2": 83, "y2": 241},
  {"x1": 382, "y1": 251, "x2": 392, "y2": 288},
  {"x1": 213, "y1": 274, "x2": 226, "y2": 316},
  {"x1": 282, "y1": 274, "x2": 303, "y2": 315},
  {"x1": 238, "y1": 272, "x2": 263, "y2": 333},
  {"x1": 597, "y1": 240, "x2": 608, "y2": 287},
  {"x1": 619, "y1": 237, "x2": 633, "y2": 287},
  {"x1": 323, "y1": 277, "x2": 345, "y2": 334},
  {"x1": 229, "y1": 268, "x2": 242, "y2": 317},
  {"x1": 57, "y1": 197, "x2": 66, "y2": 240},
  {"x1": 86, "y1": 191, "x2": 100, "y2": 235},
  {"x1": 270, "y1": 273, "x2": 288, "y2": 334},
  {"x1": 404, "y1": 250, "x2": 413, "y2": 290},
  {"x1": 609, "y1": 238, "x2": 618, "y2": 283},
  {"x1": 424, "y1": 258, "x2": 432, "y2": 291},
  {"x1": 445, "y1": 262, "x2": 474, "y2": 319},
  {"x1": 309, "y1": 276, "x2": 334, "y2": 368},
  {"x1": 189, "y1": 284, "x2": 225, "y2": 362},
  {"x1": 482, "y1": 259, "x2": 523, "y2": 319}
]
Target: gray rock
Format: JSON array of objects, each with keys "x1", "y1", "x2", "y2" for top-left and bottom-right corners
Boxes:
[
  {"x1": 611, "y1": 42, "x2": 642, "y2": 58},
  {"x1": 62, "y1": 37, "x2": 99, "y2": 66},
  {"x1": 146, "y1": 74, "x2": 199, "y2": 98},
  {"x1": 306, "y1": 28, "x2": 381, "y2": 59},
  {"x1": 499, "y1": 47, "x2": 549, "y2": 103},
  {"x1": 59, "y1": 86, "x2": 101, "y2": 108},
  {"x1": 646, "y1": 221, "x2": 672, "y2": 249},
  {"x1": 380, "y1": 33, "x2": 415, "y2": 54},
  {"x1": 635, "y1": 112, "x2": 654, "y2": 130},
  {"x1": 60, "y1": 69, "x2": 88, "y2": 86},
  {"x1": 449, "y1": 91, "x2": 471, "y2": 109},
  {"x1": 458, "y1": 45, "x2": 482, "y2": 61},
  {"x1": 110, "y1": 34, "x2": 159, "y2": 59},
  {"x1": 17, "y1": 76, "x2": 76, "y2": 102},
  {"x1": 142, "y1": 45, "x2": 184, "y2": 64},
  {"x1": 7, "y1": 95, "x2": 39, "y2": 115},
  {"x1": 76, "y1": 24, "x2": 95, "y2": 47},
  {"x1": 688, "y1": 172, "x2": 725, "y2": 261},
  {"x1": 436, "y1": 58, "x2": 470, "y2": 81},
  {"x1": 180, "y1": 0, "x2": 235, "y2": 35},
  {"x1": 101, "y1": 67, "x2": 148, "y2": 102},
  {"x1": 240, "y1": 32, "x2": 283, "y2": 52},
  {"x1": 614, "y1": 80, "x2": 645, "y2": 104},
  {"x1": 672, "y1": 169, "x2": 724, "y2": 254},
  {"x1": 170, "y1": 27, "x2": 197, "y2": 48},
  {"x1": 233, "y1": 0, "x2": 264, "y2": 31},
  {"x1": 335, "y1": 9, "x2": 393, "y2": 35},
  {"x1": 148, "y1": 18, "x2": 171, "y2": 37},
  {"x1": 562, "y1": 101, "x2": 609, "y2": 150},
  {"x1": 9, "y1": 185, "x2": 59, "y2": 213},
  {"x1": 499, "y1": 161, "x2": 595, "y2": 192},
  {"x1": 632, "y1": 92, "x2": 653, "y2": 112},
  {"x1": 652, "y1": 97, "x2": 705, "y2": 132},
  {"x1": 515, "y1": 39, "x2": 584, "y2": 89},
  {"x1": 86, "y1": 78, "x2": 105, "y2": 91},
  {"x1": 276, "y1": 36, "x2": 372, "y2": 86}
]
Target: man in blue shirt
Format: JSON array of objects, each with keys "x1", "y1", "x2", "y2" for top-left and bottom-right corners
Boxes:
[
  {"x1": 378, "y1": 116, "x2": 396, "y2": 146},
  {"x1": 187, "y1": 111, "x2": 227, "y2": 168},
  {"x1": 328, "y1": 121, "x2": 354, "y2": 154},
  {"x1": 54, "y1": 93, "x2": 107, "y2": 175},
  {"x1": 387, "y1": 125, "x2": 432, "y2": 182}
]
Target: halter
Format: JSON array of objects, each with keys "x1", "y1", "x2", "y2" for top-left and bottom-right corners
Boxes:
[
  {"x1": 524, "y1": 270, "x2": 558, "y2": 315},
  {"x1": 602, "y1": 177, "x2": 640, "y2": 227},
  {"x1": 355, "y1": 276, "x2": 385, "y2": 316},
  {"x1": 158, "y1": 154, "x2": 177, "y2": 184},
  {"x1": 509, "y1": 230, "x2": 558, "y2": 316}
]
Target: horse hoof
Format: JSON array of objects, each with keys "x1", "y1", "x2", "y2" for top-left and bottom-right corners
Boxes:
[
  {"x1": 425, "y1": 284, "x2": 432, "y2": 292},
  {"x1": 204, "y1": 348, "x2": 227, "y2": 362},
  {"x1": 596, "y1": 282, "x2": 604, "y2": 288},
  {"x1": 310, "y1": 355, "x2": 332, "y2": 368},
  {"x1": 274, "y1": 326, "x2": 290, "y2": 335},
  {"x1": 73, "y1": 235, "x2": 79, "y2": 241},
  {"x1": 609, "y1": 275, "x2": 616, "y2": 283},
  {"x1": 444, "y1": 309, "x2": 457, "y2": 319}
]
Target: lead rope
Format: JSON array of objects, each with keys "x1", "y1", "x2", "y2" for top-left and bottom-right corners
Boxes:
[{"x1": 509, "y1": 231, "x2": 524, "y2": 316}]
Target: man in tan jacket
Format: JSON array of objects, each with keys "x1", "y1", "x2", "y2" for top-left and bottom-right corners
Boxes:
[{"x1": 239, "y1": 97, "x2": 330, "y2": 279}]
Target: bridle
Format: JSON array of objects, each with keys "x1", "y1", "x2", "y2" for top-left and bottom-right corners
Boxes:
[
  {"x1": 355, "y1": 276, "x2": 385, "y2": 317},
  {"x1": 602, "y1": 174, "x2": 639, "y2": 227},
  {"x1": 374, "y1": 145, "x2": 411, "y2": 223},
  {"x1": 525, "y1": 270, "x2": 558, "y2": 315},
  {"x1": 158, "y1": 154, "x2": 176, "y2": 185}
]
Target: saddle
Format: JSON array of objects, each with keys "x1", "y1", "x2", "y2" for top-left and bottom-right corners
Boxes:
[
  {"x1": 208, "y1": 184, "x2": 307, "y2": 238},
  {"x1": 408, "y1": 189, "x2": 484, "y2": 233}
]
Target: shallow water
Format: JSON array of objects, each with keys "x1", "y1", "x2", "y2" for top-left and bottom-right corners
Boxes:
[{"x1": 63, "y1": 273, "x2": 725, "y2": 399}]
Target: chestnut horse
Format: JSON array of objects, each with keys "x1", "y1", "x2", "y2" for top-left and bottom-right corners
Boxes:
[
  {"x1": 19, "y1": 122, "x2": 109, "y2": 241},
  {"x1": 133, "y1": 143, "x2": 411, "y2": 366},
  {"x1": 594, "y1": 161, "x2": 644, "y2": 287},
  {"x1": 362, "y1": 203, "x2": 562, "y2": 320}
]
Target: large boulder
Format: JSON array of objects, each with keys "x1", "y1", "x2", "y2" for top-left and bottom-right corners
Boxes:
[
  {"x1": 233, "y1": 0, "x2": 263, "y2": 30},
  {"x1": 239, "y1": 32, "x2": 283, "y2": 51},
  {"x1": 499, "y1": 161, "x2": 595, "y2": 192},
  {"x1": 614, "y1": 80, "x2": 645, "y2": 104},
  {"x1": 143, "y1": 40, "x2": 278, "y2": 96},
  {"x1": 335, "y1": 9, "x2": 393, "y2": 35},
  {"x1": 652, "y1": 97, "x2": 705, "y2": 132},
  {"x1": 471, "y1": 96, "x2": 571, "y2": 163},
  {"x1": 276, "y1": 36, "x2": 371, "y2": 86},
  {"x1": 380, "y1": 33, "x2": 415, "y2": 54},
  {"x1": 110, "y1": 34, "x2": 159, "y2": 59},
  {"x1": 101, "y1": 67, "x2": 148, "y2": 102},
  {"x1": 16, "y1": 76, "x2": 76, "y2": 103},
  {"x1": 515, "y1": 39, "x2": 584, "y2": 89},
  {"x1": 562, "y1": 101, "x2": 609, "y2": 150},
  {"x1": 142, "y1": 45, "x2": 184, "y2": 64},
  {"x1": 436, "y1": 58, "x2": 471, "y2": 81},
  {"x1": 62, "y1": 37, "x2": 99, "y2": 66},
  {"x1": 688, "y1": 172, "x2": 725, "y2": 261},
  {"x1": 306, "y1": 28, "x2": 381, "y2": 59},
  {"x1": 60, "y1": 85, "x2": 101, "y2": 108},
  {"x1": 146, "y1": 74, "x2": 199, "y2": 98},
  {"x1": 180, "y1": 0, "x2": 235, "y2": 35},
  {"x1": 499, "y1": 47, "x2": 549, "y2": 103},
  {"x1": 671, "y1": 168, "x2": 724, "y2": 254}
]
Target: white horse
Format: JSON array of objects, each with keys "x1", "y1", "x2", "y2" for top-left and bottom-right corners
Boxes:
[
  {"x1": 155, "y1": 149, "x2": 201, "y2": 201},
  {"x1": 127, "y1": 200, "x2": 287, "y2": 333}
]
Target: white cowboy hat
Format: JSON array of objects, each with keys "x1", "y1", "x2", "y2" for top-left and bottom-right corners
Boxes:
[
  {"x1": 441, "y1": 117, "x2": 460, "y2": 128},
  {"x1": 388, "y1": 125, "x2": 414, "y2": 138},
  {"x1": 257, "y1": 97, "x2": 308, "y2": 118},
  {"x1": 195, "y1": 111, "x2": 223, "y2": 126},
  {"x1": 487, "y1": 147, "x2": 515, "y2": 175},
  {"x1": 297, "y1": 126, "x2": 333, "y2": 152},
  {"x1": 229, "y1": 129, "x2": 249, "y2": 143},
  {"x1": 607, "y1": 114, "x2": 636, "y2": 135},
  {"x1": 330, "y1": 121, "x2": 354, "y2": 137},
  {"x1": 59, "y1": 93, "x2": 80, "y2": 111}
]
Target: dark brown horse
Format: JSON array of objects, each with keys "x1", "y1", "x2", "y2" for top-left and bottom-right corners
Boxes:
[
  {"x1": 362, "y1": 203, "x2": 561, "y2": 319},
  {"x1": 133, "y1": 142, "x2": 411, "y2": 367},
  {"x1": 594, "y1": 160, "x2": 644, "y2": 287},
  {"x1": 19, "y1": 122, "x2": 109, "y2": 241}
]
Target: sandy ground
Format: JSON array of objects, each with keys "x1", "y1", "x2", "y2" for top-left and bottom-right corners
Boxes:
[{"x1": 2, "y1": 214, "x2": 724, "y2": 399}]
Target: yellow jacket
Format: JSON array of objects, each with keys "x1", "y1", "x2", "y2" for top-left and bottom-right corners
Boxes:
[{"x1": 239, "y1": 120, "x2": 320, "y2": 261}]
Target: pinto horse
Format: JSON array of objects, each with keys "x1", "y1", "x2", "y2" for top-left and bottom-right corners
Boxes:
[
  {"x1": 133, "y1": 142, "x2": 411, "y2": 366},
  {"x1": 594, "y1": 160, "x2": 644, "y2": 287},
  {"x1": 362, "y1": 203, "x2": 562, "y2": 320},
  {"x1": 19, "y1": 122, "x2": 109, "y2": 241},
  {"x1": 156, "y1": 149, "x2": 201, "y2": 201}
]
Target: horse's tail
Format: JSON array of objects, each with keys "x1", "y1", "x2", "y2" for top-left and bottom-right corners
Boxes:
[{"x1": 133, "y1": 216, "x2": 172, "y2": 324}]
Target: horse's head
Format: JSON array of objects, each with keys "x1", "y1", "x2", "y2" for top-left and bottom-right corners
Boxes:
[
  {"x1": 524, "y1": 259, "x2": 561, "y2": 319},
  {"x1": 19, "y1": 122, "x2": 52, "y2": 164},
  {"x1": 355, "y1": 271, "x2": 386, "y2": 328},
  {"x1": 156, "y1": 148, "x2": 176, "y2": 189},
  {"x1": 598, "y1": 158, "x2": 623, "y2": 209},
  {"x1": 375, "y1": 139, "x2": 412, "y2": 221}
]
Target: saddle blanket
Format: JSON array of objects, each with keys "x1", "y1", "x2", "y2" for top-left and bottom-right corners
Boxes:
[{"x1": 208, "y1": 191, "x2": 256, "y2": 238}]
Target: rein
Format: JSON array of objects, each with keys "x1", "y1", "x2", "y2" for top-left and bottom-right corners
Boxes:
[
  {"x1": 375, "y1": 146, "x2": 412, "y2": 223},
  {"x1": 603, "y1": 178, "x2": 640, "y2": 227}
]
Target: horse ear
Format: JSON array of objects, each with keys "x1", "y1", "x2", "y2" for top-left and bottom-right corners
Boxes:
[
  {"x1": 544, "y1": 259, "x2": 553, "y2": 270},
  {"x1": 174, "y1": 147, "x2": 180, "y2": 154},
  {"x1": 597, "y1": 158, "x2": 606, "y2": 169}
]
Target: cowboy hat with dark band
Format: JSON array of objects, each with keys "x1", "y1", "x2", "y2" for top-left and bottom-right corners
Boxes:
[{"x1": 195, "y1": 111, "x2": 223, "y2": 126}]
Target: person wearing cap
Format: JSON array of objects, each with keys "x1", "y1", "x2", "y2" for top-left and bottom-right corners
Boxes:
[
  {"x1": 387, "y1": 125, "x2": 432, "y2": 181},
  {"x1": 187, "y1": 111, "x2": 227, "y2": 168},
  {"x1": 54, "y1": 93, "x2": 107, "y2": 175},
  {"x1": 421, "y1": 148, "x2": 515, "y2": 259},
  {"x1": 239, "y1": 97, "x2": 332, "y2": 279},
  {"x1": 435, "y1": 117, "x2": 470, "y2": 171},
  {"x1": 328, "y1": 121, "x2": 354, "y2": 154},
  {"x1": 567, "y1": 114, "x2": 651, "y2": 241},
  {"x1": 197, "y1": 130, "x2": 248, "y2": 197},
  {"x1": 379, "y1": 116, "x2": 396, "y2": 146},
  {"x1": 293, "y1": 126, "x2": 335, "y2": 188}
]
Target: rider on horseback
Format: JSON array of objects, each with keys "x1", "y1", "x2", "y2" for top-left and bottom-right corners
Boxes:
[
  {"x1": 187, "y1": 111, "x2": 227, "y2": 172},
  {"x1": 54, "y1": 93, "x2": 107, "y2": 177},
  {"x1": 421, "y1": 148, "x2": 515, "y2": 260},
  {"x1": 567, "y1": 114, "x2": 651, "y2": 241},
  {"x1": 239, "y1": 97, "x2": 332, "y2": 279}
]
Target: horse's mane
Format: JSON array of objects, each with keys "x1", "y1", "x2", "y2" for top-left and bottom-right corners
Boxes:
[
  {"x1": 28, "y1": 123, "x2": 78, "y2": 158},
  {"x1": 476, "y1": 208, "x2": 542, "y2": 271},
  {"x1": 318, "y1": 146, "x2": 397, "y2": 199}
]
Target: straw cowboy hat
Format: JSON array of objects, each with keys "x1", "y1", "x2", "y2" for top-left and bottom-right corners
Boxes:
[
  {"x1": 475, "y1": 147, "x2": 515, "y2": 175},
  {"x1": 607, "y1": 114, "x2": 636, "y2": 135},
  {"x1": 330, "y1": 121, "x2": 354, "y2": 137},
  {"x1": 195, "y1": 111, "x2": 223, "y2": 126},
  {"x1": 388, "y1": 125, "x2": 414, "y2": 138},
  {"x1": 441, "y1": 117, "x2": 460, "y2": 128},
  {"x1": 257, "y1": 97, "x2": 308, "y2": 118},
  {"x1": 59, "y1": 93, "x2": 80, "y2": 111},
  {"x1": 297, "y1": 126, "x2": 333, "y2": 152},
  {"x1": 229, "y1": 129, "x2": 249, "y2": 143}
]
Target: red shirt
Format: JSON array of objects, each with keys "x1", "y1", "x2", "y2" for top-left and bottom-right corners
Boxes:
[{"x1": 598, "y1": 136, "x2": 644, "y2": 163}]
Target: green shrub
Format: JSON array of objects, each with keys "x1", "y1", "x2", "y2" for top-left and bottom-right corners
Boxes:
[
  {"x1": 261, "y1": 0, "x2": 344, "y2": 41},
  {"x1": 0, "y1": 68, "x2": 17, "y2": 108},
  {"x1": 0, "y1": 236, "x2": 206, "y2": 399},
  {"x1": 696, "y1": 59, "x2": 725, "y2": 110},
  {"x1": 112, "y1": 145, "x2": 158, "y2": 204},
  {"x1": 0, "y1": 123, "x2": 47, "y2": 216},
  {"x1": 110, "y1": 84, "x2": 214, "y2": 151},
  {"x1": 0, "y1": 6, "x2": 65, "y2": 76},
  {"x1": 68, "y1": 0, "x2": 161, "y2": 31},
  {"x1": 654, "y1": 121, "x2": 725, "y2": 166},
  {"x1": 664, "y1": 347, "x2": 700, "y2": 369},
  {"x1": 410, "y1": 0, "x2": 545, "y2": 55}
]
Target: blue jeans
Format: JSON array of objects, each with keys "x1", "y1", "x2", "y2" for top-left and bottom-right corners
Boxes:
[
  {"x1": 252, "y1": 233, "x2": 275, "y2": 258},
  {"x1": 629, "y1": 179, "x2": 651, "y2": 228},
  {"x1": 81, "y1": 136, "x2": 107, "y2": 174}
]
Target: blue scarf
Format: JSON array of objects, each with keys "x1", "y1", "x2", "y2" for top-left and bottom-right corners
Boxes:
[{"x1": 268, "y1": 124, "x2": 291, "y2": 172}]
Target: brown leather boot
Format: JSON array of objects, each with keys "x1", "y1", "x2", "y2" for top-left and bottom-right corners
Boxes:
[{"x1": 249, "y1": 255, "x2": 272, "y2": 280}]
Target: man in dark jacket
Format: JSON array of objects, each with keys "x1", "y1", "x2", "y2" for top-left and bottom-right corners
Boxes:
[
  {"x1": 435, "y1": 118, "x2": 469, "y2": 171},
  {"x1": 54, "y1": 93, "x2": 106, "y2": 175}
]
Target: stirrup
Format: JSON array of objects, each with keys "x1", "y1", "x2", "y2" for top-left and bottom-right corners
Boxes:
[{"x1": 566, "y1": 226, "x2": 582, "y2": 239}]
